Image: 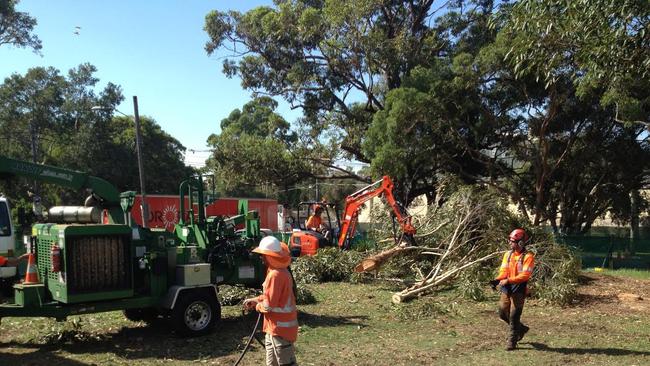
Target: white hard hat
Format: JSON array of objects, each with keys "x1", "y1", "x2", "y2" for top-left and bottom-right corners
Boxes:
[{"x1": 252, "y1": 236, "x2": 289, "y2": 258}]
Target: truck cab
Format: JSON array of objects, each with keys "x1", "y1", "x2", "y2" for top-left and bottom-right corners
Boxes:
[{"x1": 0, "y1": 196, "x2": 17, "y2": 279}]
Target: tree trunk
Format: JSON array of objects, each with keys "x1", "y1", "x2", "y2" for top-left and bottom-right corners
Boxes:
[
  {"x1": 629, "y1": 189, "x2": 640, "y2": 255},
  {"x1": 29, "y1": 120, "x2": 40, "y2": 195}
]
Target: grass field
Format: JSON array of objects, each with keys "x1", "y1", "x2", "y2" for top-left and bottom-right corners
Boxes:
[
  {"x1": 585, "y1": 267, "x2": 650, "y2": 280},
  {"x1": 1, "y1": 271, "x2": 650, "y2": 365}
]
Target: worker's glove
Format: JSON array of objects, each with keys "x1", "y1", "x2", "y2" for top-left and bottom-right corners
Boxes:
[{"x1": 489, "y1": 279, "x2": 500, "y2": 290}]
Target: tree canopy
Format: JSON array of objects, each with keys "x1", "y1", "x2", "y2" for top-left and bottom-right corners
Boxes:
[
  {"x1": 206, "y1": 97, "x2": 312, "y2": 200},
  {"x1": 0, "y1": 0, "x2": 41, "y2": 52},
  {"x1": 204, "y1": 0, "x2": 478, "y2": 201},
  {"x1": 205, "y1": 0, "x2": 650, "y2": 233},
  {"x1": 0, "y1": 64, "x2": 192, "y2": 207},
  {"x1": 502, "y1": 0, "x2": 650, "y2": 125}
]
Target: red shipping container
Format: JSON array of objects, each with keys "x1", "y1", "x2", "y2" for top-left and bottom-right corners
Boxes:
[{"x1": 131, "y1": 195, "x2": 278, "y2": 232}]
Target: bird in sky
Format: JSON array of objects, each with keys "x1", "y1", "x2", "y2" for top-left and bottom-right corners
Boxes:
[{"x1": 73, "y1": 26, "x2": 81, "y2": 35}]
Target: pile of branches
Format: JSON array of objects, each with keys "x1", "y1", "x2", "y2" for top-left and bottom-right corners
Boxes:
[
  {"x1": 219, "y1": 281, "x2": 317, "y2": 306},
  {"x1": 359, "y1": 184, "x2": 580, "y2": 304},
  {"x1": 291, "y1": 247, "x2": 368, "y2": 284}
]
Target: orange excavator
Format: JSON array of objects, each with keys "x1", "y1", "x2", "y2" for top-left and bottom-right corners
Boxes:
[{"x1": 289, "y1": 176, "x2": 417, "y2": 256}]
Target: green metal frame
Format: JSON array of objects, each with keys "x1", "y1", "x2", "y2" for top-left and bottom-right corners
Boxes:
[{"x1": 0, "y1": 155, "x2": 124, "y2": 224}]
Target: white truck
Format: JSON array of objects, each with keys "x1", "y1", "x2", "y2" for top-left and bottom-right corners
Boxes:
[{"x1": 0, "y1": 196, "x2": 17, "y2": 281}]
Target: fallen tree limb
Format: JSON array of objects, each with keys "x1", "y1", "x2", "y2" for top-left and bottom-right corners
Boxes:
[
  {"x1": 391, "y1": 251, "x2": 500, "y2": 304},
  {"x1": 354, "y1": 246, "x2": 443, "y2": 273}
]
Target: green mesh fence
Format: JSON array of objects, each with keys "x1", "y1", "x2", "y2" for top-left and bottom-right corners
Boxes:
[{"x1": 555, "y1": 227, "x2": 650, "y2": 270}]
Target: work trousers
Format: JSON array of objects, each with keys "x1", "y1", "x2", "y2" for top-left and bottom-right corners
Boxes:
[
  {"x1": 265, "y1": 333, "x2": 298, "y2": 366},
  {"x1": 498, "y1": 291, "x2": 526, "y2": 343}
]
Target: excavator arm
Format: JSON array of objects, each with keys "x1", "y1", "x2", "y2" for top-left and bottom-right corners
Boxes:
[{"x1": 338, "y1": 176, "x2": 416, "y2": 250}]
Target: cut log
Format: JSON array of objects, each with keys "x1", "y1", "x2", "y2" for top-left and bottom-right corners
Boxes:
[{"x1": 354, "y1": 246, "x2": 407, "y2": 273}]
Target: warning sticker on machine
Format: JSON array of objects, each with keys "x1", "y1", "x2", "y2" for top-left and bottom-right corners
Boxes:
[{"x1": 238, "y1": 266, "x2": 255, "y2": 279}]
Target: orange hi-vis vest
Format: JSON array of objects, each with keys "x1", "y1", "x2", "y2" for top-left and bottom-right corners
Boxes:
[
  {"x1": 256, "y1": 268, "x2": 298, "y2": 342},
  {"x1": 496, "y1": 250, "x2": 534, "y2": 290},
  {"x1": 305, "y1": 215, "x2": 322, "y2": 231}
]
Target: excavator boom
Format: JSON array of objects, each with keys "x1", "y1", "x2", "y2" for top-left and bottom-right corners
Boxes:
[{"x1": 338, "y1": 176, "x2": 416, "y2": 250}]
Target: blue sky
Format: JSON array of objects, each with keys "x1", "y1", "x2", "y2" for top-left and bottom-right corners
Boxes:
[{"x1": 0, "y1": 1, "x2": 301, "y2": 168}]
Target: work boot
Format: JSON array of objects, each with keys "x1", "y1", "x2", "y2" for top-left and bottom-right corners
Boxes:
[{"x1": 517, "y1": 324, "x2": 529, "y2": 342}]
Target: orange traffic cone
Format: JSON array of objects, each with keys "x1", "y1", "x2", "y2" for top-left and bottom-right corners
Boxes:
[{"x1": 23, "y1": 253, "x2": 40, "y2": 284}]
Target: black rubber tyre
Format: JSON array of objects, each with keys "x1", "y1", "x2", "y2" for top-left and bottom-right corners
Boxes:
[{"x1": 170, "y1": 290, "x2": 221, "y2": 337}]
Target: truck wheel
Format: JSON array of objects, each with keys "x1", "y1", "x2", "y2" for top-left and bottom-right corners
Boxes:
[
  {"x1": 123, "y1": 307, "x2": 159, "y2": 324},
  {"x1": 171, "y1": 290, "x2": 221, "y2": 337}
]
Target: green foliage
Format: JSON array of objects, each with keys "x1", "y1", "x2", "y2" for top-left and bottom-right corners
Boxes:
[
  {"x1": 204, "y1": 0, "x2": 650, "y2": 234},
  {"x1": 205, "y1": 97, "x2": 317, "y2": 200},
  {"x1": 36, "y1": 317, "x2": 103, "y2": 344},
  {"x1": 0, "y1": 64, "x2": 192, "y2": 206},
  {"x1": 218, "y1": 281, "x2": 316, "y2": 306},
  {"x1": 456, "y1": 264, "x2": 495, "y2": 302},
  {"x1": 295, "y1": 284, "x2": 317, "y2": 305},
  {"x1": 291, "y1": 247, "x2": 369, "y2": 284},
  {"x1": 87, "y1": 115, "x2": 193, "y2": 194},
  {"x1": 362, "y1": 63, "x2": 496, "y2": 202},
  {"x1": 528, "y1": 234, "x2": 582, "y2": 306},
  {"x1": 502, "y1": 0, "x2": 650, "y2": 123},
  {"x1": 219, "y1": 97, "x2": 296, "y2": 141},
  {"x1": 0, "y1": 65, "x2": 120, "y2": 202},
  {"x1": 204, "y1": 0, "x2": 464, "y2": 198},
  {"x1": 365, "y1": 183, "x2": 580, "y2": 305},
  {"x1": 218, "y1": 285, "x2": 259, "y2": 306},
  {"x1": 474, "y1": 12, "x2": 649, "y2": 233},
  {"x1": 0, "y1": 0, "x2": 41, "y2": 52}
]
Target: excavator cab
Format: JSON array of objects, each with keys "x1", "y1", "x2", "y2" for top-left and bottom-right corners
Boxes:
[{"x1": 289, "y1": 201, "x2": 340, "y2": 257}]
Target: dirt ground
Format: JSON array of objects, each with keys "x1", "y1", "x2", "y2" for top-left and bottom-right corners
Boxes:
[
  {"x1": 574, "y1": 273, "x2": 649, "y2": 313},
  {"x1": 1, "y1": 272, "x2": 650, "y2": 365},
  {"x1": 448, "y1": 272, "x2": 650, "y2": 366}
]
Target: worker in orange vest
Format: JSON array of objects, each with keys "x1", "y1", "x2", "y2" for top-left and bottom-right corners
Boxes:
[
  {"x1": 494, "y1": 228, "x2": 535, "y2": 351},
  {"x1": 244, "y1": 236, "x2": 298, "y2": 366},
  {"x1": 305, "y1": 205, "x2": 325, "y2": 232}
]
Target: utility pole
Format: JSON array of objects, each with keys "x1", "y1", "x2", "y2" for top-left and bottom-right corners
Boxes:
[{"x1": 133, "y1": 96, "x2": 149, "y2": 228}]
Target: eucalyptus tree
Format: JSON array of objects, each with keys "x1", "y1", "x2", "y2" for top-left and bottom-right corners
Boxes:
[
  {"x1": 0, "y1": 0, "x2": 41, "y2": 52},
  {"x1": 205, "y1": 0, "x2": 499, "y2": 202}
]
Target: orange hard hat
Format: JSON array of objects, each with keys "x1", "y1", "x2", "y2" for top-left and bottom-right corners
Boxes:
[{"x1": 509, "y1": 228, "x2": 529, "y2": 244}]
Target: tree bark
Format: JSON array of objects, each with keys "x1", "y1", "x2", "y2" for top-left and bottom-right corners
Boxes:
[{"x1": 629, "y1": 189, "x2": 640, "y2": 255}]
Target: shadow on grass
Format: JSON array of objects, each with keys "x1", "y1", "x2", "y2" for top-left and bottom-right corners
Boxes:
[
  {"x1": 0, "y1": 312, "x2": 367, "y2": 363},
  {"x1": 0, "y1": 313, "x2": 265, "y2": 362},
  {"x1": 298, "y1": 311, "x2": 368, "y2": 328},
  {"x1": 0, "y1": 349, "x2": 89, "y2": 365},
  {"x1": 528, "y1": 342, "x2": 650, "y2": 356},
  {"x1": 577, "y1": 274, "x2": 597, "y2": 285}
]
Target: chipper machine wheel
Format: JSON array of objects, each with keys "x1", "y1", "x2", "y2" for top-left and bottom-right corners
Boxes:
[{"x1": 170, "y1": 289, "x2": 221, "y2": 337}]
